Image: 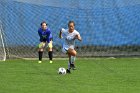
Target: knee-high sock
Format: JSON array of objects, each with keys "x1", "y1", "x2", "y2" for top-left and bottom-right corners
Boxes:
[
  {"x1": 71, "y1": 56, "x2": 76, "y2": 64},
  {"x1": 68, "y1": 61, "x2": 71, "y2": 70},
  {"x1": 38, "y1": 51, "x2": 43, "y2": 61},
  {"x1": 48, "y1": 51, "x2": 53, "y2": 60},
  {"x1": 68, "y1": 55, "x2": 71, "y2": 70}
]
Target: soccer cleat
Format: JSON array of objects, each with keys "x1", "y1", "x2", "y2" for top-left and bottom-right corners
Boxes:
[
  {"x1": 38, "y1": 61, "x2": 42, "y2": 63},
  {"x1": 66, "y1": 69, "x2": 71, "y2": 73},
  {"x1": 72, "y1": 67, "x2": 76, "y2": 70},
  {"x1": 70, "y1": 64, "x2": 76, "y2": 70},
  {"x1": 49, "y1": 60, "x2": 53, "y2": 63}
]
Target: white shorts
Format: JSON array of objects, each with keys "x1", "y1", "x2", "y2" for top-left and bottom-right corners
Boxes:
[
  {"x1": 62, "y1": 44, "x2": 70, "y2": 54},
  {"x1": 62, "y1": 44, "x2": 74, "y2": 54}
]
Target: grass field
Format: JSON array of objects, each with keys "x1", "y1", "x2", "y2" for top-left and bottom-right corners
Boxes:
[{"x1": 0, "y1": 58, "x2": 140, "y2": 93}]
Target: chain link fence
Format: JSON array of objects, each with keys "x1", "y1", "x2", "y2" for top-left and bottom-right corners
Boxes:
[{"x1": 0, "y1": 0, "x2": 140, "y2": 60}]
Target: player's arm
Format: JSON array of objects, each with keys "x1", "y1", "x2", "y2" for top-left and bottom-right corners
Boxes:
[
  {"x1": 47, "y1": 30, "x2": 51, "y2": 43},
  {"x1": 59, "y1": 28, "x2": 63, "y2": 39},
  {"x1": 38, "y1": 29, "x2": 44, "y2": 42},
  {"x1": 75, "y1": 34, "x2": 82, "y2": 41},
  {"x1": 38, "y1": 30, "x2": 42, "y2": 37}
]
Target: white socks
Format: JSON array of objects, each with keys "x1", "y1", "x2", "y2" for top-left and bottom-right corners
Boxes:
[
  {"x1": 68, "y1": 56, "x2": 76, "y2": 70},
  {"x1": 71, "y1": 56, "x2": 76, "y2": 64}
]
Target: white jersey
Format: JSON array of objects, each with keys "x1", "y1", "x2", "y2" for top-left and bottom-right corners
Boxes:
[{"x1": 61, "y1": 28, "x2": 80, "y2": 49}]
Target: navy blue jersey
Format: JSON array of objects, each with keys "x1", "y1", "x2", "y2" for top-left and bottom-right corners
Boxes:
[
  {"x1": 38, "y1": 28, "x2": 52, "y2": 43},
  {"x1": 49, "y1": 33, "x2": 53, "y2": 40}
]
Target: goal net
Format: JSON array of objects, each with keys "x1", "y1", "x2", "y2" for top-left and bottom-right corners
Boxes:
[
  {"x1": 0, "y1": 20, "x2": 6, "y2": 61},
  {"x1": 0, "y1": 0, "x2": 140, "y2": 59}
]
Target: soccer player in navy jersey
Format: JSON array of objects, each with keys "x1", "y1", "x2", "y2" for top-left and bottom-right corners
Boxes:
[{"x1": 38, "y1": 21, "x2": 53, "y2": 63}]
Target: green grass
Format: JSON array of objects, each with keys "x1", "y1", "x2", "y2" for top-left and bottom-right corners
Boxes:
[{"x1": 0, "y1": 58, "x2": 140, "y2": 93}]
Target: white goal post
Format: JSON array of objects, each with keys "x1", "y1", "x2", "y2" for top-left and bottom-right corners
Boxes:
[{"x1": 0, "y1": 20, "x2": 6, "y2": 61}]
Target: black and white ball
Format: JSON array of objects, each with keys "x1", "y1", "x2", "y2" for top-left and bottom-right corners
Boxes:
[{"x1": 58, "y1": 67, "x2": 66, "y2": 75}]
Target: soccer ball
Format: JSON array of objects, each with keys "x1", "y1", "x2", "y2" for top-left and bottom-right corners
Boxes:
[{"x1": 58, "y1": 67, "x2": 66, "y2": 75}]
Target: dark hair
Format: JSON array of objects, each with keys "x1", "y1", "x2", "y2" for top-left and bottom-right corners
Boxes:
[
  {"x1": 68, "y1": 21, "x2": 75, "y2": 26},
  {"x1": 40, "y1": 21, "x2": 47, "y2": 26}
]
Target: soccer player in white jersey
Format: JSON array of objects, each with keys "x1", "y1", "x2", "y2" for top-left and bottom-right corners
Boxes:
[{"x1": 59, "y1": 21, "x2": 82, "y2": 73}]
